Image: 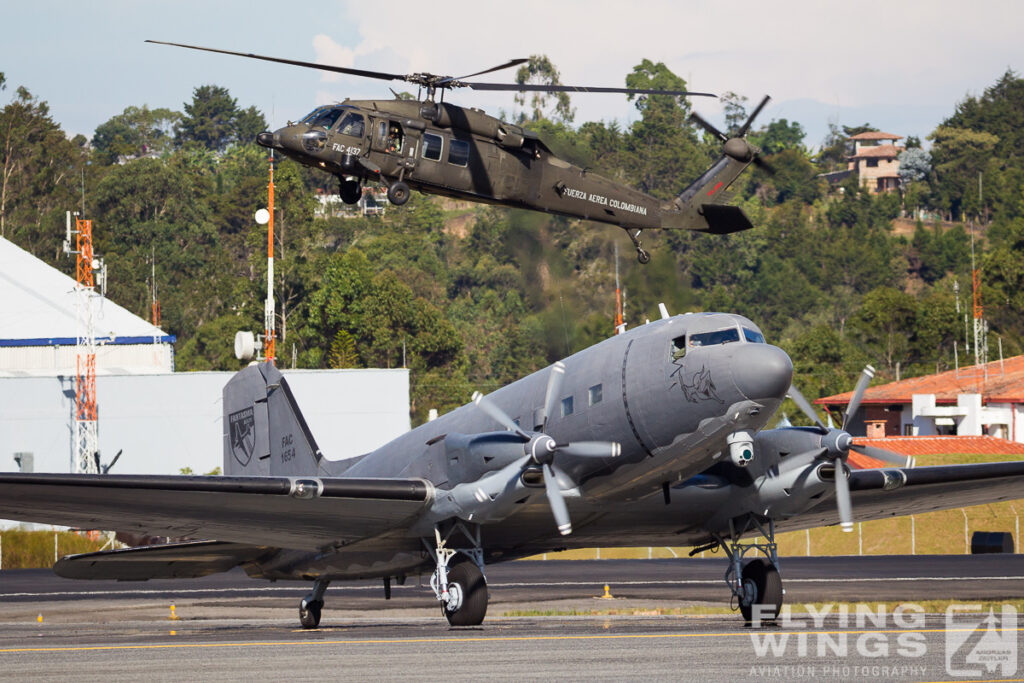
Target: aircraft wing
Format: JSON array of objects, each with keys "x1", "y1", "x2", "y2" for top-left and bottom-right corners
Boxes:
[
  {"x1": 0, "y1": 473, "x2": 433, "y2": 551},
  {"x1": 53, "y1": 540, "x2": 273, "y2": 580},
  {"x1": 775, "y1": 461, "x2": 1024, "y2": 532}
]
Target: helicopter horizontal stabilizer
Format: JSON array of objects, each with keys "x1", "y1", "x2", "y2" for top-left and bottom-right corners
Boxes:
[{"x1": 699, "y1": 204, "x2": 753, "y2": 235}]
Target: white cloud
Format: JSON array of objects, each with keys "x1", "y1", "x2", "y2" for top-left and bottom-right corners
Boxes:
[{"x1": 312, "y1": 34, "x2": 355, "y2": 83}]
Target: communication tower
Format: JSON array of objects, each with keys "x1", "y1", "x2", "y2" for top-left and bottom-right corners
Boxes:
[
  {"x1": 235, "y1": 152, "x2": 277, "y2": 365},
  {"x1": 63, "y1": 211, "x2": 105, "y2": 474}
]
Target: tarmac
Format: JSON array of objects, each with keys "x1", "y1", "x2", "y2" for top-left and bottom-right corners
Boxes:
[{"x1": 1, "y1": 556, "x2": 1023, "y2": 680}]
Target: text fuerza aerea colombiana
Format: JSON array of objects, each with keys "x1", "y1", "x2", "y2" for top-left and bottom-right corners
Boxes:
[{"x1": 563, "y1": 187, "x2": 648, "y2": 216}]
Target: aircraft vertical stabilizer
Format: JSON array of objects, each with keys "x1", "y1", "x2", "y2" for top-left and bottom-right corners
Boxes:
[{"x1": 223, "y1": 363, "x2": 324, "y2": 477}]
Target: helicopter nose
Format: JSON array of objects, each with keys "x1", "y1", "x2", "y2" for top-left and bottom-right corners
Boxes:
[
  {"x1": 733, "y1": 344, "x2": 793, "y2": 402},
  {"x1": 256, "y1": 131, "x2": 276, "y2": 148}
]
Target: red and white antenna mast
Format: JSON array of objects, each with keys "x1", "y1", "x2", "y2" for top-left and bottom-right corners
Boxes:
[
  {"x1": 64, "y1": 211, "x2": 103, "y2": 474},
  {"x1": 254, "y1": 152, "x2": 276, "y2": 366}
]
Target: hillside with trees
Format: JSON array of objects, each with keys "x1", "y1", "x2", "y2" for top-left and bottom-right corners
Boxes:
[{"x1": 2, "y1": 64, "x2": 1023, "y2": 425}]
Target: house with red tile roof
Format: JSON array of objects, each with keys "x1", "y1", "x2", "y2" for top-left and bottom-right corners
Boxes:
[
  {"x1": 815, "y1": 355, "x2": 1024, "y2": 443},
  {"x1": 848, "y1": 131, "x2": 903, "y2": 194}
]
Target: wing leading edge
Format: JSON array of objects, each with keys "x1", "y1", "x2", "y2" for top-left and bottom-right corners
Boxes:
[{"x1": 0, "y1": 473, "x2": 434, "y2": 551}]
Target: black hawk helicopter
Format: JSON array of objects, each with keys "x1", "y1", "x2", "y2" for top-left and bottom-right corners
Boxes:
[{"x1": 148, "y1": 40, "x2": 771, "y2": 263}]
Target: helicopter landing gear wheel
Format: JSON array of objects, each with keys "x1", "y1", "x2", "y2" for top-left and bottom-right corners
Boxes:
[
  {"x1": 623, "y1": 228, "x2": 650, "y2": 264},
  {"x1": 443, "y1": 561, "x2": 488, "y2": 626},
  {"x1": 738, "y1": 558, "x2": 782, "y2": 623},
  {"x1": 298, "y1": 578, "x2": 329, "y2": 629},
  {"x1": 387, "y1": 181, "x2": 410, "y2": 206},
  {"x1": 339, "y1": 179, "x2": 362, "y2": 205}
]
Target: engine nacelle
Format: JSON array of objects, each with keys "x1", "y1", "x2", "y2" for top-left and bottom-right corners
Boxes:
[{"x1": 726, "y1": 430, "x2": 755, "y2": 467}]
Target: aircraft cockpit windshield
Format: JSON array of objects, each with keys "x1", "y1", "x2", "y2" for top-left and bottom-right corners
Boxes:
[{"x1": 676, "y1": 324, "x2": 767, "y2": 357}]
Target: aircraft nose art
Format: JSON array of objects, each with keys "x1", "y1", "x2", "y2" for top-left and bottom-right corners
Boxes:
[{"x1": 732, "y1": 344, "x2": 793, "y2": 402}]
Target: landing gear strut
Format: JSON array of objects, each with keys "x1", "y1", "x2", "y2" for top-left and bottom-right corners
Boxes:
[
  {"x1": 299, "y1": 578, "x2": 330, "y2": 629},
  {"x1": 714, "y1": 517, "x2": 783, "y2": 623},
  {"x1": 623, "y1": 228, "x2": 650, "y2": 264},
  {"x1": 425, "y1": 523, "x2": 488, "y2": 626}
]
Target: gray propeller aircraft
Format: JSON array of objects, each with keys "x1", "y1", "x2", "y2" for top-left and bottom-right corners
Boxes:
[
  {"x1": 3, "y1": 311, "x2": 1024, "y2": 627},
  {"x1": 146, "y1": 40, "x2": 771, "y2": 263}
]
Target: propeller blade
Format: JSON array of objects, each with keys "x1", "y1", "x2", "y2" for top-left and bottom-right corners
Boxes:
[
  {"x1": 472, "y1": 391, "x2": 530, "y2": 440},
  {"x1": 146, "y1": 40, "x2": 408, "y2": 82},
  {"x1": 850, "y1": 443, "x2": 915, "y2": 468},
  {"x1": 543, "y1": 463, "x2": 572, "y2": 536},
  {"x1": 557, "y1": 441, "x2": 621, "y2": 459},
  {"x1": 843, "y1": 365, "x2": 875, "y2": 431},
  {"x1": 464, "y1": 82, "x2": 715, "y2": 97},
  {"x1": 440, "y1": 58, "x2": 530, "y2": 84},
  {"x1": 689, "y1": 111, "x2": 728, "y2": 143},
  {"x1": 736, "y1": 94, "x2": 771, "y2": 137},
  {"x1": 787, "y1": 384, "x2": 828, "y2": 433},
  {"x1": 833, "y1": 461, "x2": 854, "y2": 532},
  {"x1": 542, "y1": 362, "x2": 566, "y2": 431}
]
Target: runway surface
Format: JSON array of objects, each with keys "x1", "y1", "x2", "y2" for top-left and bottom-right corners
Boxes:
[{"x1": 2, "y1": 556, "x2": 1023, "y2": 680}]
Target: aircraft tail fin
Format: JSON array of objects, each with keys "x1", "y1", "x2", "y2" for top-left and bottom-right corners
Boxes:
[{"x1": 223, "y1": 362, "x2": 325, "y2": 477}]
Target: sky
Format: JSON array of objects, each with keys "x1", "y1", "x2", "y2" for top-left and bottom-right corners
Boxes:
[{"x1": 2, "y1": 1, "x2": 1021, "y2": 150}]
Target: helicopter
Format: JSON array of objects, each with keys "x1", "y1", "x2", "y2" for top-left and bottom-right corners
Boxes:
[{"x1": 148, "y1": 40, "x2": 771, "y2": 262}]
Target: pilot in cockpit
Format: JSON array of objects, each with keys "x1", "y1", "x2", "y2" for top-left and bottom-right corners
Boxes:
[{"x1": 386, "y1": 124, "x2": 403, "y2": 153}]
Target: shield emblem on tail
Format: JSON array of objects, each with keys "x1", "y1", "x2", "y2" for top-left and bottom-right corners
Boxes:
[{"x1": 229, "y1": 407, "x2": 256, "y2": 466}]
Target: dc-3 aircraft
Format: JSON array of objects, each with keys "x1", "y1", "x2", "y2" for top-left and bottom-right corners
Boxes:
[
  {"x1": 3, "y1": 311, "x2": 1024, "y2": 627},
  {"x1": 146, "y1": 40, "x2": 771, "y2": 263}
]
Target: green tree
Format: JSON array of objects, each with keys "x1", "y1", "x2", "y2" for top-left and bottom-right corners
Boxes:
[
  {"x1": 176, "y1": 85, "x2": 266, "y2": 152},
  {"x1": 514, "y1": 55, "x2": 574, "y2": 124},
  {"x1": 750, "y1": 118, "x2": 807, "y2": 155},
  {"x1": 92, "y1": 105, "x2": 180, "y2": 164},
  {"x1": 852, "y1": 287, "x2": 919, "y2": 373}
]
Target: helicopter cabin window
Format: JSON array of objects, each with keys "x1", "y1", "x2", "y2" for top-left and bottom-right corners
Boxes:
[
  {"x1": 336, "y1": 112, "x2": 365, "y2": 138},
  {"x1": 688, "y1": 327, "x2": 740, "y2": 348},
  {"x1": 588, "y1": 384, "x2": 603, "y2": 406},
  {"x1": 743, "y1": 328, "x2": 766, "y2": 344},
  {"x1": 560, "y1": 396, "x2": 574, "y2": 418},
  {"x1": 422, "y1": 133, "x2": 443, "y2": 161},
  {"x1": 448, "y1": 139, "x2": 471, "y2": 167}
]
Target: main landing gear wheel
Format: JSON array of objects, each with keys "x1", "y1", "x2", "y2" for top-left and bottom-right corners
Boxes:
[
  {"x1": 443, "y1": 561, "x2": 488, "y2": 626},
  {"x1": 739, "y1": 558, "x2": 782, "y2": 623},
  {"x1": 339, "y1": 179, "x2": 362, "y2": 205},
  {"x1": 623, "y1": 228, "x2": 650, "y2": 264},
  {"x1": 299, "y1": 598, "x2": 323, "y2": 629},
  {"x1": 387, "y1": 181, "x2": 410, "y2": 206}
]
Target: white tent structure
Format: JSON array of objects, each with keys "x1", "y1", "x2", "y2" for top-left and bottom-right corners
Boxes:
[{"x1": 0, "y1": 236, "x2": 174, "y2": 376}]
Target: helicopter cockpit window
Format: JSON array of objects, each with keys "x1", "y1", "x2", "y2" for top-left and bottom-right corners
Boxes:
[
  {"x1": 311, "y1": 108, "x2": 343, "y2": 130},
  {"x1": 301, "y1": 107, "x2": 329, "y2": 125},
  {"x1": 688, "y1": 327, "x2": 740, "y2": 348},
  {"x1": 336, "y1": 112, "x2": 365, "y2": 138},
  {"x1": 448, "y1": 139, "x2": 470, "y2": 167},
  {"x1": 743, "y1": 328, "x2": 766, "y2": 344},
  {"x1": 422, "y1": 133, "x2": 443, "y2": 161}
]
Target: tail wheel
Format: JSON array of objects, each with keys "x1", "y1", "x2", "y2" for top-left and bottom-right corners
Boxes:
[
  {"x1": 387, "y1": 181, "x2": 410, "y2": 206},
  {"x1": 739, "y1": 558, "x2": 782, "y2": 623},
  {"x1": 444, "y1": 561, "x2": 488, "y2": 626}
]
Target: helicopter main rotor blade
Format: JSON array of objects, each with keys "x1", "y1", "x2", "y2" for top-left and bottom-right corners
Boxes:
[
  {"x1": 787, "y1": 384, "x2": 829, "y2": 433},
  {"x1": 146, "y1": 40, "x2": 408, "y2": 82},
  {"x1": 463, "y1": 82, "x2": 715, "y2": 97},
  {"x1": 439, "y1": 58, "x2": 531, "y2": 85},
  {"x1": 842, "y1": 365, "x2": 875, "y2": 432}
]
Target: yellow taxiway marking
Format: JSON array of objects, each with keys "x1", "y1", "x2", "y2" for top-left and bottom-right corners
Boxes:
[{"x1": 2, "y1": 627, "x2": 1022, "y2": 654}]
